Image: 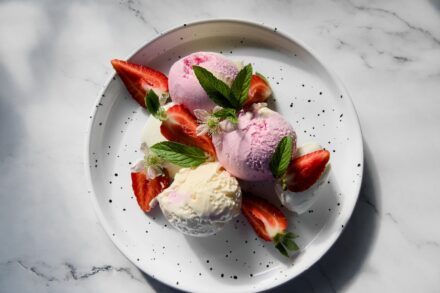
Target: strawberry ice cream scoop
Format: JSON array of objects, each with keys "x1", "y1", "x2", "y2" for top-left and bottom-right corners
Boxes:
[
  {"x1": 168, "y1": 52, "x2": 239, "y2": 112},
  {"x1": 213, "y1": 104, "x2": 297, "y2": 181}
]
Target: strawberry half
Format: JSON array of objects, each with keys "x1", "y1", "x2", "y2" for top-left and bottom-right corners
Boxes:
[
  {"x1": 131, "y1": 170, "x2": 170, "y2": 212},
  {"x1": 242, "y1": 195, "x2": 299, "y2": 257},
  {"x1": 160, "y1": 104, "x2": 216, "y2": 158},
  {"x1": 286, "y1": 150, "x2": 330, "y2": 192},
  {"x1": 244, "y1": 74, "x2": 272, "y2": 107},
  {"x1": 111, "y1": 59, "x2": 168, "y2": 107}
]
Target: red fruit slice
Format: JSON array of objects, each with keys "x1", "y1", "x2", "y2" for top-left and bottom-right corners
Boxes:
[
  {"x1": 241, "y1": 195, "x2": 288, "y2": 241},
  {"x1": 242, "y1": 194, "x2": 299, "y2": 256},
  {"x1": 131, "y1": 170, "x2": 170, "y2": 212},
  {"x1": 244, "y1": 74, "x2": 272, "y2": 107},
  {"x1": 111, "y1": 59, "x2": 168, "y2": 107},
  {"x1": 160, "y1": 104, "x2": 216, "y2": 158},
  {"x1": 286, "y1": 150, "x2": 330, "y2": 192}
]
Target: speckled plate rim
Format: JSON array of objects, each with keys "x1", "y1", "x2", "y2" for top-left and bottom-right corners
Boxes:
[{"x1": 84, "y1": 19, "x2": 364, "y2": 292}]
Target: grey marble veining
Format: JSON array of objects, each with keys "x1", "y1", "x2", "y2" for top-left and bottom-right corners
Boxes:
[{"x1": 1, "y1": 0, "x2": 440, "y2": 292}]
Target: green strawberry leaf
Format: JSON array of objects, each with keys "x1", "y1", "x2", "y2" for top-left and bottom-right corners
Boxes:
[
  {"x1": 270, "y1": 136, "x2": 294, "y2": 178},
  {"x1": 282, "y1": 237, "x2": 299, "y2": 251},
  {"x1": 273, "y1": 232, "x2": 299, "y2": 257},
  {"x1": 145, "y1": 90, "x2": 160, "y2": 116},
  {"x1": 275, "y1": 242, "x2": 289, "y2": 257},
  {"x1": 150, "y1": 141, "x2": 208, "y2": 167}
]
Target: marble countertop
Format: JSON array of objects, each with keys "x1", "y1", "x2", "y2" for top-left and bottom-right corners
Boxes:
[{"x1": 1, "y1": 0, "x2": 439, "y2": 292}]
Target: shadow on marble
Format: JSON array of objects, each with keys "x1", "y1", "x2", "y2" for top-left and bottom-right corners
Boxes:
[
  {"x1": 0, "y1": 65, "x2": 25, "y2": 162},
  {"x1": 269, "y1": 142, "x2": 381, "y2": 292},
  {"x1": 138, "y1": 142, "x2": 380, "y2": 293},
  {"x1": 429, "y1": 0, "x2": 440, "y2": 11}
]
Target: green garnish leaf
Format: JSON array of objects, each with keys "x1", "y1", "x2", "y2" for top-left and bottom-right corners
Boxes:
[
  {"x1": 284, "y1": 232, "x2": 297, "y2": 239},
  {"x1": 274, "y1": 232, "x2": 299, "y2": 257},
  {"x1": 145, "y1": 90, "x2": 160, "y2": 116},
  {"x1": 270, "y1": 136, "x2": 294, "y2": 178},
  {"x1": 275, "y1": 242, "x2": 289, "y2": 257},
  {"x1": 212, "y1": 108, "x2": 238, "y2": 124},
  {"x1": 282, "y1": 237, "x2": 299, "y2": 251},
  {"x1": 192, "y1": 65, "x2": 234, "y2": 108},
  {"x1": 231, "y1": 64, "x2": 253, "y2": 108},
  {"x1": 150, "y1": 141, "x2": 208, "y2": 167}
]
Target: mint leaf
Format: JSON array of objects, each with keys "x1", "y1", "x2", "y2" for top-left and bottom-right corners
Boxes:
[
  {"x1": 231, "y1": 64, "x2": 253, "y2": 108},
  {"x1": 145, "y1": 90, "x2": 160, "y2": 116},
  {"x1": 192, "y1": 65, "x2": 234, "y2": 108},
  {"x1": 150, "y1": 141, "x2": 208, "y2": 167},
  {"x1": 212, "y1": 108, "x2": 238, "y2": 124},
  {"x1": 270, "y1": 136, "x2": 293, "y2": 178}
]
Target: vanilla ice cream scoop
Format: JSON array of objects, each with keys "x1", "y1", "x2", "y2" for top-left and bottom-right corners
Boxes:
[{"x1": 155, "y1": 162, "x2": 242, "y2": 236}]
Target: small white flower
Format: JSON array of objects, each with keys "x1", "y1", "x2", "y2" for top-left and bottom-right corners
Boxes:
[
  {"x1": 194, "y1": 108, "x2": 221, "y2": 136},
  {"x1": 194, "y1": 109, "x2": 211, "y2": 122},
  {"x1": 138, "y1": 143, "x2": 164, "y2": 179},
  {"x1": 196, "y1": 123, "x2": 210, "y2": 136}
]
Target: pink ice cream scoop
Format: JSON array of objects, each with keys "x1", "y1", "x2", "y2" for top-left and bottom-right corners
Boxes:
[
  {"x1": 168, "y1": 52, "x2": 239, "y2": 112},
  {"x1": 212, "y1": 104, "x2": 297, "y2": 181}
]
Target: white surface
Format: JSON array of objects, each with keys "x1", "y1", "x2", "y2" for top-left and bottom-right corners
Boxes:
[
  {"x1": 85, "y1": 20, "x2": 362, "y2": 292},
  {"x1": 0, "y1": 1, "x2": 439, "y2": 292}
]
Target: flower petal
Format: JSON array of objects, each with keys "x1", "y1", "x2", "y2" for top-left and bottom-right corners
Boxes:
[
  {"x1": 212, "y1": 106, "x2": 223, "y2": 113},
  {"x1": 193, "y1": 109, "x2": 210, "y2": 122},
  {"x1": 153, "y1": 166, "x2": 164, "y2": 177},
  {"x1": 131, "y1": 159, "x2": 145, "y2": 172},
  {"x1": 140, "y1": 142, "x2": 149, "y2": 155},
  {"x1": 220, "y1": 120, "x2": 236, "y2": 132},
  {"x1": 147, "y1": 166, "x2": 163, "y2": 179},
  {"x1": 196, "y1": 124, "x2": 209, "y2": 136},
  {"x1": 251, "y1": 102, "x2": 268, "y2": 111},
  {"x1": 159, "y1": 93, "x2": 169, "y2": 105}
]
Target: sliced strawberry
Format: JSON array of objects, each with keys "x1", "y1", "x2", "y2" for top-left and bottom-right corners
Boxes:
[
  {"x1": 111, "y1": 59, "x2": 168, "y2": 107},
  {"x1": 131, "y1": 170, "x2": 170, "y2": 212},
  {"x1": 160, "y1": 104, "x2": 216, "y2": 158},
  {"x1": 242, "y1": 195, "x2": 298, "y2": 256},
  {"x1": 286, "y1": 150, "x2": 330, "y2": 192},
  {"x1": 244, "y1": 74, "x2": 272, "y2": 107}
]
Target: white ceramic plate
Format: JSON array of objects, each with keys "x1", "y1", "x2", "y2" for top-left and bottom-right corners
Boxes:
[{"x1": 85, "y1": 20, "x2": 363, "y2": 292}]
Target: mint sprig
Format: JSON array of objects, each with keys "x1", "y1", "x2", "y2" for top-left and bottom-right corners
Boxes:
[
  {"x1": 274, "y1": 232, "x2": 299, "y2": 257},
  {"x1": 192, "y1": 64, "x2": 254, "y2": 110},
  {"x1": 150, "y1": 141, "x2": 208, "y2": 167},
  {"x1": 270, "y1": 136, "x2": 293, "y2": 178},
  {"x1": 231, "y1": 64, "x2": 253, "y2": 107},
  {"x1": 145, "y1": 90, "x2": 167, "y2": 121},
  {"x1": 192, "y1": 66, "x2": 234, "y2": 108}
]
